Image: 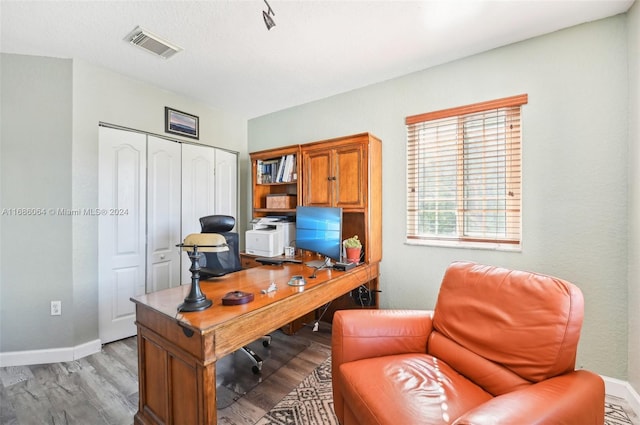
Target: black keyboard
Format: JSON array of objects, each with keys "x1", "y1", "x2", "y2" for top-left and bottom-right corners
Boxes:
[{"x1": 255, "y1": 257, "x2": 302, "y2": 265}]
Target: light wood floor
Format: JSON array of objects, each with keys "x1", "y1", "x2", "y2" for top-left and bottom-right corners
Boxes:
[{"x1": 0, "y1": 322, "x2": 332, "y2": 425}]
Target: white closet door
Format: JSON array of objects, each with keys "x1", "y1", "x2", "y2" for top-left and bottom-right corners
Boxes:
[
  {"x1": 214, "y1": 149, "x2": 238, "y2": 221},
  {"x1": 181, "y1": 143, "x2": 217, "y2": 283},
  {"x1": 98, "y1": 127, "x2": 146, "y2": 343},
  {"x1": 147, "y1": 136, "x2": 182, "y2": 292}
]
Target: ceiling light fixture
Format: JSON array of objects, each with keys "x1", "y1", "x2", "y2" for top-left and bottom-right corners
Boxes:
[
  {"x1": 124, "y1": 26, "x2": 182, "y2": 59},
  {"x1": 263, "y1": 0, "x2": 276, "y2": 30}
]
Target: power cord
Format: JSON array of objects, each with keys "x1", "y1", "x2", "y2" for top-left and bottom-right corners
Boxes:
[
  {"x1": 307, "y1": 257, "x2": 331, "y2": 279},
  {"x1": 311, "y1": 301, "x2": 333, "y2": 332},
  {"x1": 351, "y1": 284, "x2": 381, "y2": 307}
]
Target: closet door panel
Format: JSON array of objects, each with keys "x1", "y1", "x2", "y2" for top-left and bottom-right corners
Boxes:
[
  {"x1": 98, "y1": 126, "x2": 146, "y2": 343},
  {"x1": 147, "y1": 136, "x2": 182, "y2": 292},
  {"x1": 214, "y1": 149, "x2": 238, "y2": 220},
  {"x1": 181, "y1": 143, "x2": 216, "y2": 283}
]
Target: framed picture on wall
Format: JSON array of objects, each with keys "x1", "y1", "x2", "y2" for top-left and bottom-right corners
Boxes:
[{"x1": 165, "y1": 107, "x2": 199, "y2": 139}]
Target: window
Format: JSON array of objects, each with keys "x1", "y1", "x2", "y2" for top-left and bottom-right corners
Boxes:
[{"x1": 406, "y1": 94, "x2": 527, "y2": 249}]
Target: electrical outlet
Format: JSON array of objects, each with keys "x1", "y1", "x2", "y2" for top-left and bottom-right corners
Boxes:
[{"x1": 51, "y1": 300, "x2": 61, "y2": 316}]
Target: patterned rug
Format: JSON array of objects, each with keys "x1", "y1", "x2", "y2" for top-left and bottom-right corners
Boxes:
[
  {"x1": 606, "y1": 395, "x2": 639, "y2": 425},
  {"x1": 256, "y1": 356, "x2": 337, "y2": 425},
  {"x1": 256, "y1": 357, "x2": 639, "y2": 425}
]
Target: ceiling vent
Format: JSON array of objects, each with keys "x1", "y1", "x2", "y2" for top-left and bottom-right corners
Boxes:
[{"x1": 124, "y1": 26, "x2": 182, "y2": 59}]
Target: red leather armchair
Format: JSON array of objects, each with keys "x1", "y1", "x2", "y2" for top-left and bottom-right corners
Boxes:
[{"x1": 332, "y1": 261, "x2": 605, "y2": 425}]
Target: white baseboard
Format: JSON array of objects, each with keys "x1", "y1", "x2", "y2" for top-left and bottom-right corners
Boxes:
[
  {"x1": 604, "y1": 375, "x2": 640, "y2": 415},
  {"x1": 0, "y1": 339, "x2": 102, "y2": 367}
]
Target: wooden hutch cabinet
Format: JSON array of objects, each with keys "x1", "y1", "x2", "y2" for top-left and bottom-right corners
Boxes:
[
  {"x1": 248, "y1": 132, "x2": 382, "y2": 322},
  {"x1": 250, "y1": 133, "x2": 381, "y2": 264},
  {"x1": 300, "y1": 133, "x2": 381, "y2": 264}
]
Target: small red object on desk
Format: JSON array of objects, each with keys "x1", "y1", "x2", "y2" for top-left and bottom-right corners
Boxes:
[{"x1": 222, "y1": 291, "x2": 254, "y2": 305}]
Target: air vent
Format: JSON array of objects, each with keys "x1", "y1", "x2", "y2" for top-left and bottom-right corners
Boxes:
[{"x1": 124, "y1": 26, "x2": 182, "y2": 59}]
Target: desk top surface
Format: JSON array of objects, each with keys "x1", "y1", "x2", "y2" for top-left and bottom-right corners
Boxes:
[{"x1": 131, "y1": 263, "x2": 374, "y2": 333}]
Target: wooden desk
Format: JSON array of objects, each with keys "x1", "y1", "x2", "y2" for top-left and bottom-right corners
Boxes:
[{"x1": 130, "y1": 262, "x2": 379, "y2": 425}]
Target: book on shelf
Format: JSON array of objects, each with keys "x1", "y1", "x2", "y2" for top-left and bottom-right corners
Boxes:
[
  {"x1": 276, "y1": 155, "x2": 286, "y2": 183},
  {"x1": 257, "y1": 154, "x2": 297, "y2": 184},
  {"x1": 282, "y1": 154, "x2": 294, "y2": 182},
  {"x1": 257, "y1": 158, "x2": 279, "y2": 184}
]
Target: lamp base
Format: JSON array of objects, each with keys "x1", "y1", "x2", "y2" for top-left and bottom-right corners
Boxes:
[{"x1": 177, "y1": 298, "x2": 213, "y2": 312}]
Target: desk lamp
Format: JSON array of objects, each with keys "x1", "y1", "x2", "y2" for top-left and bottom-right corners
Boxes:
[{"x1": 177, "y1": 233, "x2": 228, "y2": 312}]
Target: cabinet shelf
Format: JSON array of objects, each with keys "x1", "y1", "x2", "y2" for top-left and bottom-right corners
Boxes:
[
  {"x1": 256, "y1": 181, "x2": 298, "y2": 187},
  {"x1": 254, "y1": 208, "x2": 296, "y2": 213}
]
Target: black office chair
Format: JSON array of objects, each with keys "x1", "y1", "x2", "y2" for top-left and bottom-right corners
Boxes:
[
  {"x1": 199, "y1": 215, "x2": 271, "y2": 374},
  {"x1": 199, "y1": 215, "x2": 242, "y2": 278}
]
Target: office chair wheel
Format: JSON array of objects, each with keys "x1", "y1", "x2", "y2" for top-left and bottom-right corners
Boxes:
[
  {"x1": 242, "y1": 346, "x2": 264, "y2": 374},
  {"x1": 262, "y1": 335, "x2": 272, "y2": 347}
]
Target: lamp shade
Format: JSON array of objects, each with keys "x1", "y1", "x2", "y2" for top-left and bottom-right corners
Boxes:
[{"x1": 181, "y1": 233, "x2": 229, "y2": 252}]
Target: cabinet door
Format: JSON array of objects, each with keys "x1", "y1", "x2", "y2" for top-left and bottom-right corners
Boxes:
[
  {"x1": 303, "y1": 143, "x2": 366, "y2": 208},
  {"x1": 303, "y1": 149, "x2": 333, "y2": 206},
  {"x1": 334, "y1": 144, "x2": 366, "y2": 208}
]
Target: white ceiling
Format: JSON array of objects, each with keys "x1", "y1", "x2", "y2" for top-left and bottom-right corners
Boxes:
[{"x1": 1, "y1": 0, "x2": 634, "y2": 119}]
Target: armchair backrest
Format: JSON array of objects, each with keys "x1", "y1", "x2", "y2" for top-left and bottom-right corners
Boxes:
[
  {"x1": 199, "y1": 215, "x2": 242, "y2": 275},
  {"x1": 429, "y1": 261, "x2": 584, "y2": 396}
]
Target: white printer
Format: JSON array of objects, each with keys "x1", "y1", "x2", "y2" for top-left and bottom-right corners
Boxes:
[{"x1": 245, "y1": 217, "x2": 296, "y2": 257}]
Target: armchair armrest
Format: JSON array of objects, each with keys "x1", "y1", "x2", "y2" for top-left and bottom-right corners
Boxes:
[
  {"x1": 332, "y1": 309, "x2": 434, "y2": 365},
  {"x1": 331, "y1": 309, "x2": 433, "y2": 425},
  {"x1": 453, "y1": 370, "x2": 605, "y2": 425}
]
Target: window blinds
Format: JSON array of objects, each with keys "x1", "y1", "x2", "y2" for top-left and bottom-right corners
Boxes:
[{"x1": 406, "y1": 94, "x2": 527, "y2": 245}]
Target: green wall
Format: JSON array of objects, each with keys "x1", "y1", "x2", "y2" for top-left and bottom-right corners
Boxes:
[
  {"x1": 1, "y1": 55, "x2": 74, "y2": 350},
  {"x1": 249, "y1": 16, "x2": 631, "y2": 379}
]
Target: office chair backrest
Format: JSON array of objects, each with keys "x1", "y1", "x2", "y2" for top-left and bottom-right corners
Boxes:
[
  {"x1": 199, "y1": 215, "x2": 242, "y2": 276},
  {"x1": 200, "y1": 215, "x2": 235, "y2": 233}
]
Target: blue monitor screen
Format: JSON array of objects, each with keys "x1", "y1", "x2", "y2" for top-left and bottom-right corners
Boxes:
[{"x1": 295, "y1": 206, "x2": 343, "y2": 262}]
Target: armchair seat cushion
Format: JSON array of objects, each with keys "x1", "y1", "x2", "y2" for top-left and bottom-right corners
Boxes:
[{"x1": 339, "y1": 353, "x2": 492, "y2": 425}]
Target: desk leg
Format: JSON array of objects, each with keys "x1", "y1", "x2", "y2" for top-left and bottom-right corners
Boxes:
[
  {"x1": 201, "y1": 362, "x2": 217, "y2": 424},
  {"x1": 134, "y1": 325, "x2": 218, "y2": 424}
]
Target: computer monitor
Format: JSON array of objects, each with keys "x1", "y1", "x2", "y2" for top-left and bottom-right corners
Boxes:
[{"x1": 295, "y1": 206, "x2": 343, "y2": 265}]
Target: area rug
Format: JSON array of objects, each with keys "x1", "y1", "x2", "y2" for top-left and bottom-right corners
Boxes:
[
  {"x1": 255, "y1": 356, "x2": 337, "y2": 425},
  {"x1": 605, "y1": 395, "x2": 640, "y2": 425}
]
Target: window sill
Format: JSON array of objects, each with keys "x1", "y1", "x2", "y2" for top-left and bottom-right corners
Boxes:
[{"x1": 405, "y1": 239, "x2": 522, "y2": 252}]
